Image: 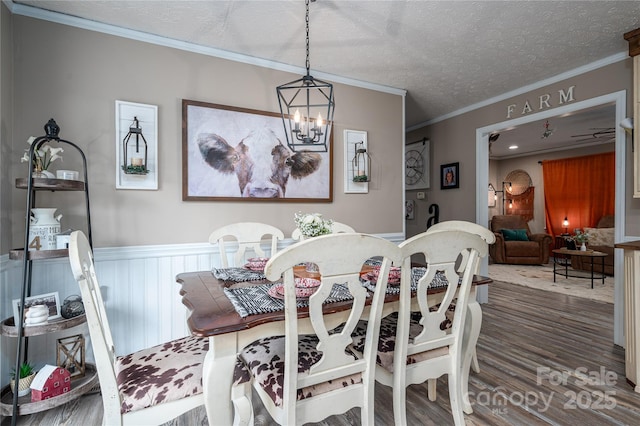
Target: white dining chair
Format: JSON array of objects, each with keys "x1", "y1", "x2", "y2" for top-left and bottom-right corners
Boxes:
[
  {"x1": 68, "y1": 231, "x2": 208, "y2": 426},
  {"x1": 209, "y1": 222, "x2": 285, "y2": 267},
  {"x1": 232, "y1": 233, "x2": 402, "y2": 425},
  {"x1": 350, "y1": 224, "x2": 492, "y2": 426},
  {"x1": 424, "y1": 220, "x2": 495, "y2": 403},
  {"x1": 291, "y1": 221, "x2": 356, "y2": 241}
]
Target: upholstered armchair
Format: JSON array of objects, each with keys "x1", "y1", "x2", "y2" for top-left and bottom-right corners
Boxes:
[{"x1": 489, "y1": 215, "x2": 552, "y2": 265}]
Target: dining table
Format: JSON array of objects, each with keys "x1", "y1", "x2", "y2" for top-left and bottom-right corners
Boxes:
[{"x1": 176, "y1": 264, "x2": 492, "y2": 425}]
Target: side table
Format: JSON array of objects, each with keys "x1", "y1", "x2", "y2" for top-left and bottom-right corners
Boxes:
[{"x1": 551, "y1": 248, "x2": 607, "y2": 289}]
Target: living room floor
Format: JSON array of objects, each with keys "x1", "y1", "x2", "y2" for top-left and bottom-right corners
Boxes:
[{"x1": 487, "y1": 261, "x2": 614, "y2": 304}]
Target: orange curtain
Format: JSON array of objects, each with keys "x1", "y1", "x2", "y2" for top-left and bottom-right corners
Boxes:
[{"x1": 542, "y1": 152, "x2": 615, "y2": 237}]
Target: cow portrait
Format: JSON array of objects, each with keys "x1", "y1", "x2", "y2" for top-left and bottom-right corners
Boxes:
[
  {"x1": 197, "y1": 129, "x2": 322, "y2": 198},
  {"x1": 183, "y1": 101, "x2": 332, "y2": 201}
]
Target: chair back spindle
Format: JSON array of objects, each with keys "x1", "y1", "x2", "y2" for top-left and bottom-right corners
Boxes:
[{"x1": 209, "y1": 222, "x2": 285, "y2": 267}]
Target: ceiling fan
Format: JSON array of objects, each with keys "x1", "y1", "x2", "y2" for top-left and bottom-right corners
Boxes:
[{"x1": 571, "y1": 127, "x2": 615, "y2": 143}]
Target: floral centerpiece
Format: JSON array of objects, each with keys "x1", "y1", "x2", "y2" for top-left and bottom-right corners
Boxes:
[
  {"x1": 573, "y1": 229, "x2": 590, "y2": 250},
  {"x1": 20, "y1": 136, "x2": 64, "y2": 177},
  {"x1": 573, "y1": 229, "x2": 590, "y2": 244},
  {"x1": 294, "y1": 212, "x2": 333, "y2": 238}
]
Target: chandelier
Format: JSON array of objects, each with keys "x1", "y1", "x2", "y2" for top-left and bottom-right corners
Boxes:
[{"x1": 277, "y1": 0, "x2": 335, "y2": 152}]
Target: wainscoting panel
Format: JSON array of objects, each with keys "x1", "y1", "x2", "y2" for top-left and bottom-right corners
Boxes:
[{"x1": 0, "y1": 233, "x2": 403, "y2": 387}]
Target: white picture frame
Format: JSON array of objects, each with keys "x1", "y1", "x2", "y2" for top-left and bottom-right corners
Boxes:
[
  {"x1": 115, "y1": 100, "x2": 158, "y2": 190},
  {"x1": 405, "y1": 139, "x2": 430, "y2": 190},
  {"x1": 343, "y1": 129, "x2": 369, "y2": 193},
  {"x1": 13, "y1": 291, "x2": 61, "y2": 324}
]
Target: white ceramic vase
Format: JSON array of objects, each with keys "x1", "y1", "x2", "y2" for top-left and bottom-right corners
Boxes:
[
  {"x1": 28, "y1": 208, "x2": 62, "y2": 251},
  {"x1": 580, "y1": 242, "x2": 587, "y2": 251}
]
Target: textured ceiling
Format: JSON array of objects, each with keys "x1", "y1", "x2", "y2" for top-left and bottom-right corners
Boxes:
[{"x1": 9, "y1": 0, "x2": 640, "y2": 156}]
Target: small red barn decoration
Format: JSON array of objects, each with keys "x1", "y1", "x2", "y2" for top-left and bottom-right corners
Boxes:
[{"x1": 30, "y1": 364, "x2": 71, "y2": 402}]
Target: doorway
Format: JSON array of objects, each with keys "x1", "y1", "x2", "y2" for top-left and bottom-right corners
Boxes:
[{"x1": 475, "y1": 90, "x2": 627, "y2": 346}]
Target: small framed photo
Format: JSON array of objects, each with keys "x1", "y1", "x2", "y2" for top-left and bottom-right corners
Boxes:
[
  {"x1": 13, "y1": 292, "x2": 61, "y2": 325},
  {"x1": 405, "y1": 200, "x2": 415, "y2": 220},
  {"x1": 440, "y1": 162, "x2": 459, "y2": 190}
]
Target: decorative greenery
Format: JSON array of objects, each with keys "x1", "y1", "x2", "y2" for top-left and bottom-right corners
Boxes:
[
  {"x1": 352, "y1": 174, "x2": 368, "y2": 182},
  {"x1": 294, "y1": 212, "x2": 333, "y2": 237},
  {"x1": 20, "y1": 136, "x2": 63, "y2": 171},
  {"x1": 121, "y1": 165, "x2": 149, "y2": 175},
  {"x1": 10, "y1": 361, "x2": 34, "y2": 379},
  {"x1": 573, "y1": 229, "x2": 590, "y2": 244}
]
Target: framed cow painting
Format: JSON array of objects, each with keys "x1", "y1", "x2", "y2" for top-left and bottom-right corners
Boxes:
[{"x1": 182, "y1": 100, "x2": 333, "y2": 201}]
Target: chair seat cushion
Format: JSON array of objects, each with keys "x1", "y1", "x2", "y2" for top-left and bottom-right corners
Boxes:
[
  {"x1": 350, "y1": 302, "x2": 455, "y2": 371},
  {"x1": 115, "y1": 335, "x2": 208, "y2": 414},
  {"x1": 238, "y1": 334, "x2": 361, "y2": 408},
  {"x1": 504, "y1": 240, "x2": 540, "y2": 257}
]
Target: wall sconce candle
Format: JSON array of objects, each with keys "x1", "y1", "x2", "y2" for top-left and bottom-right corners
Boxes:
[
  {"x1": 352, "y1": 141, "x2": 371, "y2": 183},
  {"x1": 115, "y1": 100, "x2": 158, "y2": 190},
  {"x1": 344, "y1": 130, "x2": 369, "y2": 193},
  {"x1": 122, "y1": 116, "x2": 149, "y2": 175}
]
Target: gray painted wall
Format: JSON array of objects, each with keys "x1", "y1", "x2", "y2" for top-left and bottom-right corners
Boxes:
[
  {"x1": 1, "y1": 3, "x2": 14, "y2": 254},
  {"x1": 4, "y1": 15, "x2": 404, "y2": 250}
]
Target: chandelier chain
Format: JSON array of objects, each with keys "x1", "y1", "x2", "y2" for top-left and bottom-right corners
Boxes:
[{"x1": 305, "y1": 0, "x2": 310, "y2": 75}]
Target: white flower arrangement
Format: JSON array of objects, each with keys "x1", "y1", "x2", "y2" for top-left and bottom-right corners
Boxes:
[
  {"x1": 20, "y1": 136, "x2": 63, "y2": 171},
  {"x1": 573, "y1": 229, "x2": 590, "y2": 244},
  {"x1": 294, "y1": 212, "x2": 333, "y2": 237}
]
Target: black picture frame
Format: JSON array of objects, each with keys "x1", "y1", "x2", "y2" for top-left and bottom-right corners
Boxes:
[
  {"x1": 182, "y1": 99, "x2": 333, "y2": 202},
  {"x1": 440, "y1": 162, "x2": 459, "y2": 190}
]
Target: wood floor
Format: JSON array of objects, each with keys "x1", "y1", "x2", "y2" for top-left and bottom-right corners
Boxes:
[{"x1": 3, "y1": 279, "x2": 640, "y2": 425}]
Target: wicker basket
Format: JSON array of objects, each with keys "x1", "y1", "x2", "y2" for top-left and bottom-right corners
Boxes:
[{"x1": 10, "y1": 373, "x2": 35, "y2": 397}]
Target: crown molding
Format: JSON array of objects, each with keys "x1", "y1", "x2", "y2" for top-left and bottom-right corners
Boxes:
[
  {"x1": 5, "y1": 0, "x2": 406, "y2": 97},
  {"x1": 407, "y1": 52, "x2": 629, "y2": 132}
]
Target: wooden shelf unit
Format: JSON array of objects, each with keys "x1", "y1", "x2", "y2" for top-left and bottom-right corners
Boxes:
[
  {"x1": 1, "y1": 315, "x2": 87, "y2": 338},
  {"x1": 6, "y1": 120, "x2": 93, "y2": 423},
  {"x1": 0, "y1": 364, "x2": 98, "y2": 416}
]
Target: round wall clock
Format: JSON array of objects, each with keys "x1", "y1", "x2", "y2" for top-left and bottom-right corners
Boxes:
[
  {"x1": 404, "y1": 139, "x2": 430, "y2": 190},
  {"x1": 405, "y1": 149, "x2": 424, "y2": 185}
]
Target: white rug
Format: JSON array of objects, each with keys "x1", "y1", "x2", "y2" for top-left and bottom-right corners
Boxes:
[{"x1": 488, "y1": 263, "x2": 614, "y2": 304}]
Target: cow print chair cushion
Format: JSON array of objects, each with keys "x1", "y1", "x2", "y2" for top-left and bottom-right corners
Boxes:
[
  {"x1": 115, "y1": 335, "x2": 209, "y2": 414},
  {"x1": 238, "y1": 334, "x2": 362, "y2": 408},
  {"x1": 349, "y1": 301, "x2": 456, "y2": 371}
]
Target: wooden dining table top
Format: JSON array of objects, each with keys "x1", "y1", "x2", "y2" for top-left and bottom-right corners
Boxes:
[{"x1": 176, "y1": 265, "x2": 492, "y2": 338}]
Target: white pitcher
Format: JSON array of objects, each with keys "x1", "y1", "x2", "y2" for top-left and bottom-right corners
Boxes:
[{"x1": 28, "y1": 208, "x2": 62, "y2": 251}]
